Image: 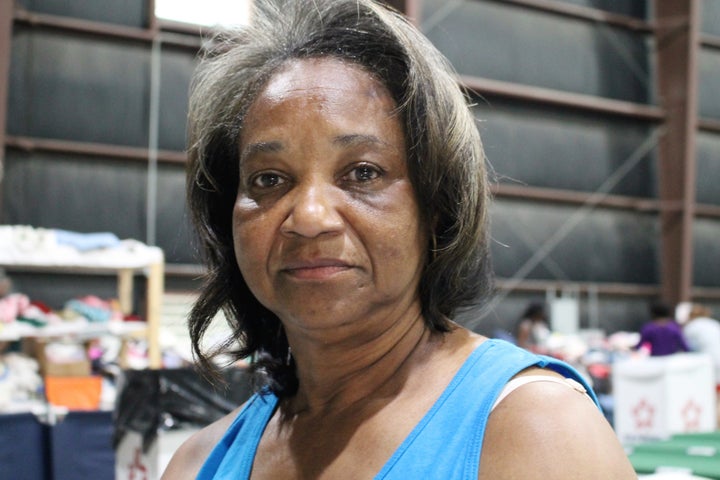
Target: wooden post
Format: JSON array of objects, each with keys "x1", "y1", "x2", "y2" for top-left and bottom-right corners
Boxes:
[
  {"x1": 146, "y1": 261, "x2": 164, "y2": 368},
  {"x1": 117, "y1": 268, "x2": 134, "y2": 315}
]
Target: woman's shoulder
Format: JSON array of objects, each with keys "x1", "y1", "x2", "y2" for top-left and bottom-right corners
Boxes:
[
  {"x1": 479, "y1": 368, "x2": 636, "y2": 479},
  {"x1": 160, "y1": 404, "x2": 246, "y2": 480}
]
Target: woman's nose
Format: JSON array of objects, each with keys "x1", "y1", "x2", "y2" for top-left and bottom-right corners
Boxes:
[{"x1": 280, "y1": 182, "x2": 344, "y2": 238}]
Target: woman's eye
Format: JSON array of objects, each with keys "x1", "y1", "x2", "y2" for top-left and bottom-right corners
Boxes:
[
  {"x1": 347, "y1": 165, "x2": 381, "y2": 182},
  {"x1": 251, "y1": 172, "x2": 284, "y2": 188}
]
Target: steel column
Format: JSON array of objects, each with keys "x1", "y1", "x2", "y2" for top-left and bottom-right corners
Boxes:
[
  {"x1": 383, "y1": 0, "x2": 422, "y2": 23},
  {"x1": 654, "y1": 0, "x2": 700, "y2": 305}
]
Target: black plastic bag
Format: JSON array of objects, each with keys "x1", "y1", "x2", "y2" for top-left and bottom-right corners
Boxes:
[{"x1": 113, "y1": 367, "x2": 254, "y2": 452}]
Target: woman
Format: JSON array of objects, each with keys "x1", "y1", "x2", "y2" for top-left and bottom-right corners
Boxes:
[{"x1": 163, "y1": 0, "x2": 635, "y2": 478}]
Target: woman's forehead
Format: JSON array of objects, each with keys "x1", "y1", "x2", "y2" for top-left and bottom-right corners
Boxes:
[{"x1": 259, "y1": 57, "x2": 390, "y2": 103}]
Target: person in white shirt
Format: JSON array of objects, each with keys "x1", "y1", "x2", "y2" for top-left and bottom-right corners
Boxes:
[{"x1": 680, "y1": 303, "x2": 720, "y2": 427}]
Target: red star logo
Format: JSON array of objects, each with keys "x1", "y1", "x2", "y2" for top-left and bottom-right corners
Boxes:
[
  {"x1": 681, "y1": 399, "x2": 703, "y2": 431},
  {"x1": 632, "y1": 398, "x2": 655, "y2": 430},
  {"x1": 128, "y1": 447, "x2": 148, "y2": 480}
]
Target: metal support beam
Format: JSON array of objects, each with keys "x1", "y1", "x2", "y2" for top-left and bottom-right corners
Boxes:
[
  {"x1": 382, "y1": 0, "x2": 422, "y2": 23},
  {"x1": 654, "y1": 0, "x2": 700, "y2": 305},
  {"x1": 461, "y1": 75, "x2": 665, "y2": 121},
  {"x1": 5, "y1": 135, "x2": 187, "y2": 164},
  {"x1": 383, "y1": 0, "x2": 408, "y2": 13},
  {"x1": 0, "y1": 0, "x2": 14, "y2": 220},
  {"x1": 13, "y1": 7, "x2": 154, "y2": 42},
  {"x1": 146, "y1": 0, "x2": 158, "y2": 33},
  {"x1": 491, "y1": 0, "x2": 653, "y2": 32}
]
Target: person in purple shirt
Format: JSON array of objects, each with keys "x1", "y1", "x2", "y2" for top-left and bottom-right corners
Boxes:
[{"x1": 636, "y1": 301, "x2": 690, "y2": 356}]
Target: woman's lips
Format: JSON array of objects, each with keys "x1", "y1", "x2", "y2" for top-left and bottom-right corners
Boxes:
[{"x1": 281, "y1": 259, "x2": 352, "y2": 280}]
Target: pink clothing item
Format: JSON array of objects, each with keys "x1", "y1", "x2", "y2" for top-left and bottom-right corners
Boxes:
[{"x1": 0, "y1": 293, "x2": 30, "y2": 323}]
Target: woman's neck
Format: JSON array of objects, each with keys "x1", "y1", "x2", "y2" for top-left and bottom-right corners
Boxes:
[{"x1": 281, "y1": 306, "x2": 437, "y2": 417}]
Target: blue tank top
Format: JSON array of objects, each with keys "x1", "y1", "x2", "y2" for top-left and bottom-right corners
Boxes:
[{"x1": 197, "y1": 339, "x2": 598, "y2": 479}]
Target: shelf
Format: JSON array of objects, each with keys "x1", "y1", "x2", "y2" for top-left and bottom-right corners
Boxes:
[
  {"x1": 0, "y1": 320, "x2": 146, "y2": 343},
  {"x1": 0, "y1": 229, "x2": 164, "y2": 368}
]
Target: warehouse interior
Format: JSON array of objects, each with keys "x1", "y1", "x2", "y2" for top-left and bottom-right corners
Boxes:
[{"x1": 0, "y1": 0, "x2": 719, "y2": 478}]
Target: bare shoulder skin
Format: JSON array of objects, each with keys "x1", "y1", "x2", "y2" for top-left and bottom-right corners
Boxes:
[
  {"x1": 160, "y1": 404, "x2": 245, "y2": 480},
  {"x1": 479, "y1": 368, "x2": 636, "y2": 479}
]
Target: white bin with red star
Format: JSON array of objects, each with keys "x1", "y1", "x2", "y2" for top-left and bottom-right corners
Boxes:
[{"x1": 612, "y1": 353, "x2": 716, "y2": 445}]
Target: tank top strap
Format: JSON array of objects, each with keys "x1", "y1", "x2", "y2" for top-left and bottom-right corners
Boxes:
[
  {"x1": 197, "y1": 389, "x2": 279, "y2": 479},
  {"x1": 377, "y1": 339, "x2": 571, "y2": 479}
]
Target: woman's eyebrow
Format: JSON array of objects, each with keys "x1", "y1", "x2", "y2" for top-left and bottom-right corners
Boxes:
[
  {"x1": 240, "y1": 140, "x2": 283, "y2": 163},
  {"x1": 240, "y1": 134, "x2": 396, "y2": 164},
  {"x1": 333, "y1": 133, "x2": 394, "y2": 150}
]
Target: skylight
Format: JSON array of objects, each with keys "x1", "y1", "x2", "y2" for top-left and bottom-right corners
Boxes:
[{"x1": 155, "y1": 0, "x2": 252, "y2": 27}]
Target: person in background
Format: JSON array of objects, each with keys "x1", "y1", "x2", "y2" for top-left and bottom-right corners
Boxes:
[
  {"x1": 515, "y1": 300, "x2": 551, "y2": 354},
  {"x1": 680, "y1": 303, "x2": 720, "y2": 427},
  {"x1": 162, "y1": 1, "x2": 636, "y2": 478},
  {"x1": 635, "y1": 301, "x2": 689, "y2": 356}
]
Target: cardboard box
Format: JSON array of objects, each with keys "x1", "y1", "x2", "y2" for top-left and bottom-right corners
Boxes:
[
  {"x1": 43, "y1": 358, "x2": 91, "y2": 377},
  {"x1": 23, "y1": 337, "x2": 91, "y2": 377},
  {"x1": 613, "y1": 353, "x2": 717, "y2": 445}
]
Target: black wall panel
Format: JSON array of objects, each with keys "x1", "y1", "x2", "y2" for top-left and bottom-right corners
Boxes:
[
  {"x1": 477, "y1": 97, "x2": 657, "y2": 197},
  {"x1": 696, "y1": 301, "x2": 720, "y2": 321},
  {"x1": 16, "y1": 0, "x2": 149, "y2": 28},
  {"x1": 158, "y1": 46, "x2": 196, "y2": 151},
  {"x1": 696, "y1": 132, "x2": 720, "y2": 205},
  {"x1": 693, "y1": 219, "x2": 720, "y2": 287},
  {"x1": 587, "y1": 295, "x2": 649, "y2": 333},
  {"x1": 421, "y1": 0, "x2": 654, "y2": 103},
  {"x1": 491, "y1": 199, "x2": 659, "y2": 284},
  {"x1": 8, "y1": 27, "x2": 150, "y2": 147},
  {"x1": 702, "y1": 0, "x2": 720, "y2": 37},
  {"x1": 3, "y1": 152, "x2": 199, "y2": 266},
  {"x1": 2, "y1": 150, "x2": 146, "y2": 240},
  {"x1": 699, "y1": 49, "x2": 720, "y2": 120},
  {"x1": 154, "y1": 163, "x2": 197, "y2": 265}
]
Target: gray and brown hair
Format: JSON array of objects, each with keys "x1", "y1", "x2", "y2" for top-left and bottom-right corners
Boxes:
[{"x1": 186, "y1": 0, "x2": 493, "y2": 395}]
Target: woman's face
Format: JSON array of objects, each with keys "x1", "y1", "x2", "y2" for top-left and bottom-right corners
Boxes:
[{"x1": 233, "y1": 57, "x2": 426, "y2": 332}]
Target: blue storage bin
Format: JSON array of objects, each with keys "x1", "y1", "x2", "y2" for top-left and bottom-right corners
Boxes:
[
  {"x1": 0, "y1": 412, "x2": 50, "y2": 480},
  {"x1": 50, "y1": 411, "x2": 115, "y2": 480}
]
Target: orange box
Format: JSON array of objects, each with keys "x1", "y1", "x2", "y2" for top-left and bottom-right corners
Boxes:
[{"x1": 45, "y1": 376, "x2": 102, "y2": 410}]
